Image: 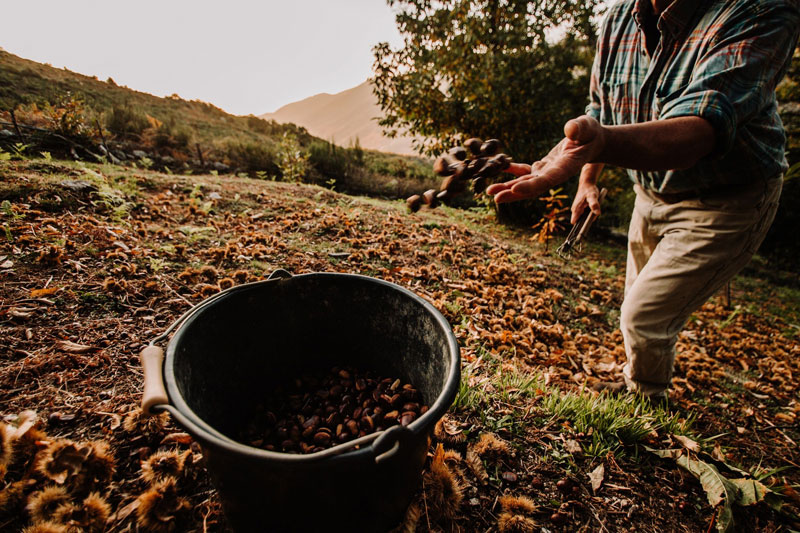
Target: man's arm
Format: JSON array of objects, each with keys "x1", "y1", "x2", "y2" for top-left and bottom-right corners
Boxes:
[
  {"x1": 599, "y1": 117, "x2": 715, "y2": 171},
  {"x1": 487, "y1": 115, "x2": 715, "y2": 204},
  {"x1": 571, "y1": 162, "x2": 605, "y2": 224}
]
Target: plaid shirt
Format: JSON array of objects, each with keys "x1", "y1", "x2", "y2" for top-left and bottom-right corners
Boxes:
[{"x1": 586, "y1": 0, "x2": 800, "y2": 193}]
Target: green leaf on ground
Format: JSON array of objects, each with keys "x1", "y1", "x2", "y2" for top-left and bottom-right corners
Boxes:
[{"x1": 646, "y1": 447, "x2": 779, "y2": 532}]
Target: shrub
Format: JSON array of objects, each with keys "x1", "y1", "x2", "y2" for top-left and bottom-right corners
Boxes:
[
  {"x1": 308, "y1": 141, "x2": 351, "y2": 181},
  {"x1": 277, "y1": 132, "x2": 309, "y2": 183},
  {"x1": 225, "y1": 140, "x2": 278, "y2": 173},
  {"x1": 153, "y1": 120, "x2": 191, "y2": 150},
  {"x1": 105, "y1": 106, "x2": 149, "y2": 138}
]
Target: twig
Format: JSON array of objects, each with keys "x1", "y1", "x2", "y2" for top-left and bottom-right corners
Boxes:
[
  {"x1": 764, "y1": 421, "x2": 798, "y2": 446},
  {"x1": 422, "y1": 477, "x2": 431, "y2": 531},
  {"x1": 588, "y1": 501, "x2": 609, "y2": 533},
  {"x1": 706, "y1": 506, "x2": 717, "y2": 533}
]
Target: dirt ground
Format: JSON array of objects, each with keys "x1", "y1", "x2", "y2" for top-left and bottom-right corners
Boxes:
[{"x1": 1, "y1": 159, "x2": 798, "y2": 532}]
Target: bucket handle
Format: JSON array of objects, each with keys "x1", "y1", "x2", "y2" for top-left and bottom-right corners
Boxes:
[
  {"x1": 141, "y1": 345, "x2": 169, "y2": 415},
  {"x1": 140, "y1": 269, "x2": 293, "y2": 416},
  {"x1": 372, "y1": 425, "x2": 413, "y2": 465}
]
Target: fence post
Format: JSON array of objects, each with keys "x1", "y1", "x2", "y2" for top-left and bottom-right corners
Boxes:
[
  {"x1": 9, "y1": 110, "x2": 25, "y2": 144},
  {"x1": 95, "y1": 119, "x2": 108, "y2": 151},
  {"x1": 196, "y1": 143, "x2": 205, "y2": 168}
]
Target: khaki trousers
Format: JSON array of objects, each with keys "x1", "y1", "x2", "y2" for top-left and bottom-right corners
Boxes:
[{"x1": 620, "y1": 177, "x2": 782, "y2": 397}]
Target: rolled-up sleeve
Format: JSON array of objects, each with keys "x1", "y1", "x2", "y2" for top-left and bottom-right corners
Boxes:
[
  {"x1": 586, "y1": 51, "x2": 602, "y2": 121},
  {"x1": 659, "y1": 3, "x2": 800, "y2": 157}
]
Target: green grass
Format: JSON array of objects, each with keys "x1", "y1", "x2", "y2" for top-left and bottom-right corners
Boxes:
[
  {"x1": 496, "y1": 370, "x2": 545, "y2": 404},
  {"x1": 542, "y1": 389, "x2": 696, "y2": 457},
  {"x1": 452, "y1": 344, "x2": 697, "y2": 458}
]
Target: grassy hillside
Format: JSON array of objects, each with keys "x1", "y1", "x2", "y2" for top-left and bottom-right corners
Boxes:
[
  {"x1": 261, "y1": 81, "x2": 421, "y2": 155},
  {"x1": 0, "y1": 158, "x2": 798, "y2": 532},
  {"x1": 0, "y1": 50, "x2": 437, "y2": 198}
]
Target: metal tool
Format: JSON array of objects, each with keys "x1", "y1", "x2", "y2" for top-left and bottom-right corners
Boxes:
[{"x1": 557, "y1": 188, "x2": 608, "y2": 259}]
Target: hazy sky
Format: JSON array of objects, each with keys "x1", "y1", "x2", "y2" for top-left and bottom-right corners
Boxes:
[{"x1": 2, "y1": 0, "x2": 404, "y2": 115}]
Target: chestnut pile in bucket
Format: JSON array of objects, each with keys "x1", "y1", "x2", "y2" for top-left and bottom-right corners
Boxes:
[{"x1": 238, "y1": 366, "x2": 428, "y2": 454}]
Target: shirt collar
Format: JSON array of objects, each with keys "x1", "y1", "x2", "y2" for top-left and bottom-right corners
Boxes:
[{"x1": 631, "y1": 0, "x2": 704, "y2": 38}]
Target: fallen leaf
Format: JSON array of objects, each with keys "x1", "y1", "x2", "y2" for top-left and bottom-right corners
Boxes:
[
  {"x1": 9, "y1": 307, "x2": 34, "y2": 319},
  {"x1": 108, "y1": 414, "x2": 122, "y2": 431},
  {"x1": 441, "y1": 416, "x2": 463, "y2": 437},
  {"x1": 588, "y1": 463, "x2": 605, "y2": 493},
  {"x1": 11, "y1": 410, "x2": 39, "y2": 439},
  {"x1": 55, "y1": 340, "x2": 98, "y2": 354},
  {"x1": 564, "y1": 439, "x2": 582, "y2": 454},
  {"x1": 712, "y1": 443, "x2": 726, "y2": 462},
  {"x1": 1, "y1": 259, "x2": 13, "y2": 269},
  {"x1": 30, "y1": 287, "x2": 59, "y2": 298},
  {"x1": 673, "y1": 434, "x2": 701, "y2": 453},
  {"x1": 647, "y1": 447, "x2": 777, "y2": 533},
  {"x1": 160, "y1": 432, "x2": 193, "y2": 446},
  {"x1": 109, "y1": 499, "x2": 140, "y2": 524}
]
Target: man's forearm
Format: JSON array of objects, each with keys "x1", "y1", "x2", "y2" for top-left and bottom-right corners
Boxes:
[
  {"x1": 579, "y1": 163, "x2": 605, "y2": 185},
  {"x1": 595, "y1": 117, "x2": 716, "y2": 171}
]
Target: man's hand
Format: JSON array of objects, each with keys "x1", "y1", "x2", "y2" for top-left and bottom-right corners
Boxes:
[
  {"x1": 570, "y1": 163, "x2": 604, "y2": 224},
  {"x1": 486, "y1": 116, "x2": 605, "y2": 204}
]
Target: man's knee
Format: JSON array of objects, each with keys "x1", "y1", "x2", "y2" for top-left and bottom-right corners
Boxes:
[{"x1": 619, "y1": 295, "x2": 640, "y2": 341}]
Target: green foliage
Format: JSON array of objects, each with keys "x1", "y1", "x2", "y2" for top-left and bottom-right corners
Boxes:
[
  {"x1": 0, "y1": 49, "x2": 444, "y2": 200},
  {"x1": 776, "y1": 46, "x2": 800, "y2": 106},
  {"x1": 452, "y1": 359, "x2": 487, "y2": 412},
  {"x1": 226, "y1": 140, "x2": 278, "y2": 173},
  {"x1": 372, "y1": 0, "x2": 599, "y2": 161},
  {"x1": 349, "y1": 137, "x2": 365, "y2": 166},
  {"x1": 308, "y1": 140, "x2": 352, "y2": 181},
  {"x1": 760, "y1": 44, "x2": 800, "y2": 269},
  {"x1": 245, "y1": 115, "x2": 281, "y2": 135},
  {"x1": 1, "y1": 199, "x2": 21, "y2": 219},
  {"x1": 154, "y1": 119, "x2": 192, "y2": 149},
  {"x1": 105, "y1": 106, "x2": 149, "y2": 137},
  {"x1": 277, "y1": 132, "x2": 309, "y2": 183},
  {"x1": 7, "y1": 142, "x2": 29, "y2": 160},
  {"x1": 49, "y1": 95, "x2": 91, "y2": 138},
  {"x1": 648, "y1": 448, "x2": 781, "y2": 533},
  {"x1": 595, "y1": 165, "x2": 635, "y2": 230},
  {"x1": 363, "y1": 151, "x2": 431, "y2": 180}
]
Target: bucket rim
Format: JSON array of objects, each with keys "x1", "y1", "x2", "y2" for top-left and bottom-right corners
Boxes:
[{"x1": 162, "y1": 271, "x2": 461, "y2": 463}]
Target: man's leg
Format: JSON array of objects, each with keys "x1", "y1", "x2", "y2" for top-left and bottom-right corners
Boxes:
[
  {"x1": 620, "y1": 178, "x2": 782, "y2": 398},
  {"x1": 625, "y1": 184, "x2": 660, "y2": 295}
]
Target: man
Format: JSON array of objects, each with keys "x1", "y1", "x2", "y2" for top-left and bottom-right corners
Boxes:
[{"x1": 486, "y1": 0, "x2": 800, "y2": 401}]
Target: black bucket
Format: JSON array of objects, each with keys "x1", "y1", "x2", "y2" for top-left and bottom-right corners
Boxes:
[{"x1": 140, "y1": 271, "x2": 460, "y2": 532}]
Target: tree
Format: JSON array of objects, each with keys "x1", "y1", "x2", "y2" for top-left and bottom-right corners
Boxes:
[
  {"x1": 761, "y1": 44, "x2": 800, "y2": 270},
  {"x1": 372, "y1": 0, "x2": 600, "y2": 163},
  {"x1": 277, "y1": 132, "x2": 309, "y2": 183}
]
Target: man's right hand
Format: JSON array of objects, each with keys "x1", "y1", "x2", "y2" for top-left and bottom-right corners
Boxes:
[{"x1": 570, "y1": 180, "x2": 602, "y2": 224}]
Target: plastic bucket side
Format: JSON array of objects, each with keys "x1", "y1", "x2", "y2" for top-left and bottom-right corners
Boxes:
[{"x1": 161, "y1": 273, "x2": 460, "y2": 532}]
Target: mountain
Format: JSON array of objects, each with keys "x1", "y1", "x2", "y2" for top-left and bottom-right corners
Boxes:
[
  {"x1": 0, "y1": 50, "x2": 436, "y2": 199},
  {"x1": 260, "y1": 81, "x2": 419, "y2": 155}
]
